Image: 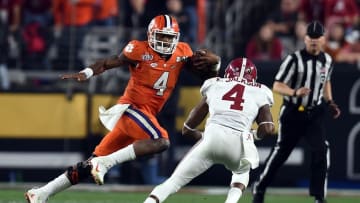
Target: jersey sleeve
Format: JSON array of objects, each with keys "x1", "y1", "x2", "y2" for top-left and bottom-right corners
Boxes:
[
  {"x1": 274, "y1": 54, "x2": 295, "y2": 83},
  {"x1": 121, "y1": 40, "x2": 145, "y2": 62},
  {"x1": 260, "y1": 85, "x2": 274, "y2": 107},
  {"x1": 324, "y1": 53, "x2": 334, "y2": 81},
  {"x1": 200, "y1": 78, "x2": 217, "y2": 96}
]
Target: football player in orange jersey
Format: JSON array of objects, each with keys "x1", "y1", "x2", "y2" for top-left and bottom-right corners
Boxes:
[{"x1": 25, "y1": 14, "x2": 220, "y2": 203}]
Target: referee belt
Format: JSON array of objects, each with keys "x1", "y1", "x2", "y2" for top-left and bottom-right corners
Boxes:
[{"x1": 284, "y1": 101, "x2": 321, "y2": 112}]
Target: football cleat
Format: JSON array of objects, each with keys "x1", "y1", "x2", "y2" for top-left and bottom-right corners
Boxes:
[
  {"x1": 25, "y1": 188, "x2": 48, "y2": 203},
  {"x1": 90, "y1": 156, "x2": 112, "y2": 185}
]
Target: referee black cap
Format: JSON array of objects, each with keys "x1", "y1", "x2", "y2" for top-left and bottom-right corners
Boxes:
[{"x1": 306, "y1": 21, "x2": 324, "y2": 38}]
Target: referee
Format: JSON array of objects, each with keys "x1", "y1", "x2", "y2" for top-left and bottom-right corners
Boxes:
[{"x1": 252, "y1": 21, "x2": 341, "y2": 203}]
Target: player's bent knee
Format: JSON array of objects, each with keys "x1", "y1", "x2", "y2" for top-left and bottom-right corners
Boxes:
[{"x1": 66, "y1": 160, "x2": 92, "y2": 185}]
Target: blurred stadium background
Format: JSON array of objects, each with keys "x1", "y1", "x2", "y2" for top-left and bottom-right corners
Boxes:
[{"x1": 0, "y1": 0, "x2": 359, "y2": 202}]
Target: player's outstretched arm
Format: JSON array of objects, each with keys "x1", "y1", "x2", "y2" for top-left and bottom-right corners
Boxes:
[
  {"x1": 254, "y1": 104, "x2": 275, "y2": 140},
  {"x1": 60, "y1": 53, "x2": 136, "y2": 81},
  {"x1": 182, "y1": 97, "x2": 209, "y2": 141}
]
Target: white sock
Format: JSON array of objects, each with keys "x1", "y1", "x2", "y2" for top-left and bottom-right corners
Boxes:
[
  {"x1": 39, "y1": 173, "x2": 72, "y2": 197},
  {"x1": 144, "y1": 196, "x2": 158, "y2": 203},
  {"x1": 106, "y1": 144, "x2": 136, "y2": 167},
  {"x1": 224, "y1": 187, "x2": 243, "y2": 203}
]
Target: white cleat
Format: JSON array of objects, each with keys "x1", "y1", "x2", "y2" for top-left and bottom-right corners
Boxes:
[
  {"x1": 90, "y1": 157, "x2": 112, "y2": 185},
  {"x1": 25, "y1": 188, "x2": 48, "y2": 203}
]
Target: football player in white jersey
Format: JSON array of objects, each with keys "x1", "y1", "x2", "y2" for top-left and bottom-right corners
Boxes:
[{"x1": 143, "y1": 57, "x2": 275, "y2": 203}]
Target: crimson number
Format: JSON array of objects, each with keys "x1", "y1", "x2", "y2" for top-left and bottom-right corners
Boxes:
[{"x1": 222, "y1": 84, "x2": 245, "y2": 110}]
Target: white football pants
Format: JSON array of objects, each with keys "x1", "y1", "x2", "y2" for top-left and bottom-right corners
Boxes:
[{"x1": 147, "y1": 123, "x2": 259, "y2": 202}]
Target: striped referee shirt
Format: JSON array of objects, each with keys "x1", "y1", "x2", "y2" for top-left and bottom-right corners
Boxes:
[{"x1": 275, "y1": 49, "x2": 333, "y2": 108}]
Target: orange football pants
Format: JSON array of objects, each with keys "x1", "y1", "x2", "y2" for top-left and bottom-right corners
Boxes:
[{"x1": 93, "y1": 106, "x2": 169, "y2": 156}]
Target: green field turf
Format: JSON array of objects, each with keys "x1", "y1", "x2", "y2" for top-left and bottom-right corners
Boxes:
[{"x1": 0, "y1": 188, "x2": 359, "y2": 203}]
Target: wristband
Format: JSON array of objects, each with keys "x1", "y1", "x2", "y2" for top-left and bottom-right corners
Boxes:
[
  {"x1": 183, "y1": 123, "x2": 197, "y2": 132},
  {"x1": 80, "y1": 67, "x2": 94, "y2": 79},
  {"x1": 258, "y1": 121, "x2": 274, "y2": 126}
]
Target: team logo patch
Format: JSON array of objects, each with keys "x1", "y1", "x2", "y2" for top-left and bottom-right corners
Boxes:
[
  {"x1": 246, "y1": 134, "x2": 252, "y2": 141},
  {"x1": 142, "y1": 53, "x2": 153, "y2": 61},
  {"x1": 176, "y1": 56, "x2": 189, "y2": 62}
]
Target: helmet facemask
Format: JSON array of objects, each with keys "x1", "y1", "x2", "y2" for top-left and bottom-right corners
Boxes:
[
  {"x1": 148, "y1": 29, "x2": 179, "y2": 55},
  {"x1": 147, "y1": 15, "x2": 180, "y2": 55}
]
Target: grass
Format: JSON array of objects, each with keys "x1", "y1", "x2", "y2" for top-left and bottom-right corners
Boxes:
[{"x1": 0, "y1": 187, "x2": 359, "y2": 203}]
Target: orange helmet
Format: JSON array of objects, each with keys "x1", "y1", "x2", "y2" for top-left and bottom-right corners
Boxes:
[{"x1": 147, "y1": 14, "x2": 180, "y2": 55}]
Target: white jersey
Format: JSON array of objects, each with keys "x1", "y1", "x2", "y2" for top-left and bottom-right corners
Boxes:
[{"x1": 201, "y1": 77, "x2": 273, "y2": 133}]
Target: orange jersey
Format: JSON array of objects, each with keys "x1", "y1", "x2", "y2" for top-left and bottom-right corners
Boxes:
[{"x1": 118, "y1": 40, "x2": 193, "y2": 115}]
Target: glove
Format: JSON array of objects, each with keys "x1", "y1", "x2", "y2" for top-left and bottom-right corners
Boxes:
[
  {"x1": 327, "y1": 100, "x2": 341, "y2": 119},
  {"x1": 251, "y1": 129, "x2": 263, "y2": 141}
]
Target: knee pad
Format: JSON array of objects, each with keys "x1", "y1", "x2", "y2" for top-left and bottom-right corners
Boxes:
[{"x1": 66, "y1": 160, "x2": 92, "y2": 185}]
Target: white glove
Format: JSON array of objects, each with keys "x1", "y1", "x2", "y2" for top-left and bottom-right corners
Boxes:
[{"x1": 251, "y1": 129, "x2": 262, "y2": 141}]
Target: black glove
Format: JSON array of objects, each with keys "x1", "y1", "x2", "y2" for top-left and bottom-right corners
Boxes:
[{"x1": 327, "y1": 100, "x2": 341, "y2": 119}]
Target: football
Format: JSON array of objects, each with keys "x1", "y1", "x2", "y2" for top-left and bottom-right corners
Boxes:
[{"x1": 190, "y1": 49, "x2": 220, "y2": 80}]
